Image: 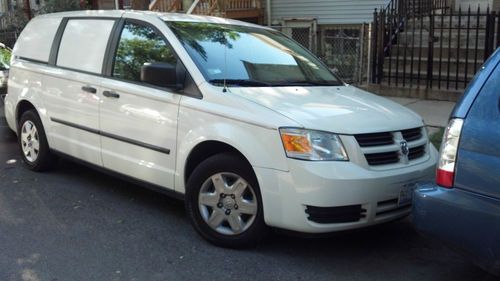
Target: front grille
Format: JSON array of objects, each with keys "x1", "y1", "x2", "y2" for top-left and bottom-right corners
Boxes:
[
  {"x1": 408, "y1": 145, "x2": 426, "y2": 160},
  {"x1": 364, "y1": 151, "x2": 400, "y2": 166},
  {"x1": 401, "y1": 127, "x2": 422, "y2": 142},
  {"x1": 305, "y1": 205, "x2": 366, "y2": 224},
  {"x1": 355, "y1": 127, "x2": 427, "y2": 167},
  {"x1": 354, "y1": 132, "x2": 394, "y2": 147}
]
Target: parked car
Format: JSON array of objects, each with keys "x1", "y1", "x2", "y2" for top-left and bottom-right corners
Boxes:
[
  {"x1": 4, "y1": 11, "x2": 438, "y2": 247},
  {"x1": 413, "y1": 47, "x2": 500, "y2": 276}
]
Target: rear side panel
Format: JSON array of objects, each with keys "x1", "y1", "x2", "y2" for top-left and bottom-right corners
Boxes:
[
  {"x1": 5, "y1": 16, "x2": 62, "y2": 132},
  {"x1": 454, "y1": 59, "x2": 500, "y2": 199}
]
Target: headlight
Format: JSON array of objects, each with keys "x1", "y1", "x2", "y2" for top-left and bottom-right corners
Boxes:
[{"x1": 279, "y1": 128, "x2": 348, "y2": 161}]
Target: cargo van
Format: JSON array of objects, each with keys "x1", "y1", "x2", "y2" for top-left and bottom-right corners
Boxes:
[{"x1": 4, "y1": 10, "x2": 437, "y2": 247}]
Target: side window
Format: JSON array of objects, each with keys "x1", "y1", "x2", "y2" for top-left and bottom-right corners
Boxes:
[
  {"x1": 113, "y1": 22, "x2": 177, "y2": 83},
  {"x1": 57, "y1": 19, "x2": 115, "y2": 74}
]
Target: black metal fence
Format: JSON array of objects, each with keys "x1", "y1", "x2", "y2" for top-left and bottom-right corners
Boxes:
[{"x1": 371, "y1": 0, "x2": 500, "y2": 90}]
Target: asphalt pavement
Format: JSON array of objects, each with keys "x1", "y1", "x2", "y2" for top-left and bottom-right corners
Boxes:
[{"x1": 0, "y1": 102, "x2": 496, "y2": 281}]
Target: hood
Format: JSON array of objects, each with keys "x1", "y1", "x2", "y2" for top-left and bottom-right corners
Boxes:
[{"x1": 228, "y1": 85, "x2": 423, "y2": 134}]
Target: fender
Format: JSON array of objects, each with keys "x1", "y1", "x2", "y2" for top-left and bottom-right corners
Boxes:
[{"x1": 174, "y1": 96, "x2": 297, "y2": 194}]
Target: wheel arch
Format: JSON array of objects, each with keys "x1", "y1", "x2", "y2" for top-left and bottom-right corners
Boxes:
[
  {"x1": 183, "y1": 140, "x2": 253, "y2": 187},
  {"x1": 16, "y1": 100, "x2": 38, "y2": 127}
]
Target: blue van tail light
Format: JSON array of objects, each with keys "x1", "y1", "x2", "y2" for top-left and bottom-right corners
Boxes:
[{"x1": 436, "y1": 118, "x2": 464, "y2": 188}]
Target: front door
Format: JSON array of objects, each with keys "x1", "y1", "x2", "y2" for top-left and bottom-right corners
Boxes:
[{"x1": 99, "y1": 19, "x2": 180, "y2": 189}]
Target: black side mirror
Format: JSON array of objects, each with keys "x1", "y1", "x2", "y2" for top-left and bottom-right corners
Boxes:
[{"x1": 141, "y1": 62, "x2": 186, "y2": 90}]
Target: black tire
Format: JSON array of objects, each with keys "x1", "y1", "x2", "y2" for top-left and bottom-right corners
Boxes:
[
  {"x1": 185, "y1": 153, "x2": 267, "y2": 248},
  {"x1": 18, "y1": 110, "x2": 56, "y2": 171}
]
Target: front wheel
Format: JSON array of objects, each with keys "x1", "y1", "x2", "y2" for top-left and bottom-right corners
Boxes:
[{"x1": 185, "y1": 153, "x2": 267, "y2": 248}]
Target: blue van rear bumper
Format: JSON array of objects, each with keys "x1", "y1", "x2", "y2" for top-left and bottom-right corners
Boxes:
[{"x1": 412, "y1": 183, "x2": 500, "y2": 276}]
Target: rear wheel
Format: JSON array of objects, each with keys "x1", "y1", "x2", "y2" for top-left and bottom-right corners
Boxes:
[
  {"x1": 18, "y1": 110, "x2": 56, "y2": 171},
  {"x1": 185, "y1": 153, "x2": 267, "y2": 248}
]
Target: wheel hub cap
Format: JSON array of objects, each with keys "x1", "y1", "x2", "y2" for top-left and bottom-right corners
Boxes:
[
  {"x1": 20, "y1": 120, "x2": 40, "y2": 163},
  {"x1": 198, "y1": 172, "x2": 258, "y2": 236}
]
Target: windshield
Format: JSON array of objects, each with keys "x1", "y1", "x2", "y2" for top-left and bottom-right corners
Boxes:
[{"x1": 166, "y1": 21, "x2": 342, "y2": 87}]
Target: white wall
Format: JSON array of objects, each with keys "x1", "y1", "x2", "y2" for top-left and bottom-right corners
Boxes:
[{"x1": 271, "y1": 0, "x2": 390, "y2": 25}]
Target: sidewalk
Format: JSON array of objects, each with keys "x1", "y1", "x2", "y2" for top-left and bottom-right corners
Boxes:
[
  {"x1": 387, "y1": 97, "x2": 456, "y2": 128},
  {"x1": 359, "y1": 84, "x2": 458, "y2": 128}
]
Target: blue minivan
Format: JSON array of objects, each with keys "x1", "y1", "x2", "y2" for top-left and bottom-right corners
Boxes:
[{"x1": 412, "y1": 47, "x2": 500, "y2": 276}]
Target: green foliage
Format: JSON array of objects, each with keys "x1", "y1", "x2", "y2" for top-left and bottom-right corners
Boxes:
[
  {"x1": 0, "y1": 48, "x2": 12, "y2": 69},
  {"x1": 430, "y1": 127, "x2": 445, "y2": 150}
]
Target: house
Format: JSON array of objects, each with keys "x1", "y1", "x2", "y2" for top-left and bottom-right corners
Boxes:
[
  {"x1": 148, "y1": 0, "x2": 264, "y2": 23},
  {"x1": 269, "y1": 0, "x2": 499, "y2": 84}
]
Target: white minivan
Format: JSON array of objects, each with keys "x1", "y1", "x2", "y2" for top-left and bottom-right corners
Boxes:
[{"x1": 4, "y1": 10, "x2": 437, "y2": 247}]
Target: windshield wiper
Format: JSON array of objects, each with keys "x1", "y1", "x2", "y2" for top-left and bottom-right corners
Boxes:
[{"x1": 208, "y1": 79, "x2": 271, "y2": 87}]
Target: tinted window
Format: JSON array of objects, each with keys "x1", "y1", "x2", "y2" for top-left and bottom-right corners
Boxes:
[
  {"x1": 57, "y1": 19, "x2": 115, "y2": 73},
  {"x1": 113, "y1": 22, "x2": 176, "y2": 82}
]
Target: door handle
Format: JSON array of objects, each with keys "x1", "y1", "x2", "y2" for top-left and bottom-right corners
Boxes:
[
  {"x1": 81, "y1": 85, "x2": 97, "y2": 94},
  {"x1": 103, "y1": 91, "x2": 120, "y2": 99}
]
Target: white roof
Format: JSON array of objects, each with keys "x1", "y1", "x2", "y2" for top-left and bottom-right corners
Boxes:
[{"x1": 36, "y1": 10, "x2": 269, "y2": 29}]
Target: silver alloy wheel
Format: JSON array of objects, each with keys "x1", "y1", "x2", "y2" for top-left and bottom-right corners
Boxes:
[
  {"x1": 198, "y1": 172, "x2": 258, "y2": 235},
  {"x1": 20, "y1": 120, "x2": 40, "y2": 163}
]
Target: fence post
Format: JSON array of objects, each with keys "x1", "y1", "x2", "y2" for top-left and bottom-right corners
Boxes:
[
  {"x1": 484, "y1": 8, "x2": 493, "y2": 60},
  {"x1": 377, "y1": 10, "x2": 386, "y2": 83},
  {"x1": 497, "y1": 12, "x2": 500, "y2": 49},
  {"x1": 427, "y1": 8, "x2": 435, "y2": 88},
  {"x1": 359, "y1": 24, "x2": 365, "y2": 85},
  {"x1": 487, "y1": 11, "x2": 498, "y2": 56},
  {"x1": 371, "y1": 9, "x2": 379, "y2": 83},
  {"x1": 492, "y1": 11, "x2": 497, "y2": 54}
]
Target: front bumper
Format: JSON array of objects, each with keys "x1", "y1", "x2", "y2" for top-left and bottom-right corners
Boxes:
[
  {"x1": 255, "y1": 145, "x2": 437, "y2": 233},
  {"x1": 413, "y1": 183, "x2": 500, "y2": 276}
]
